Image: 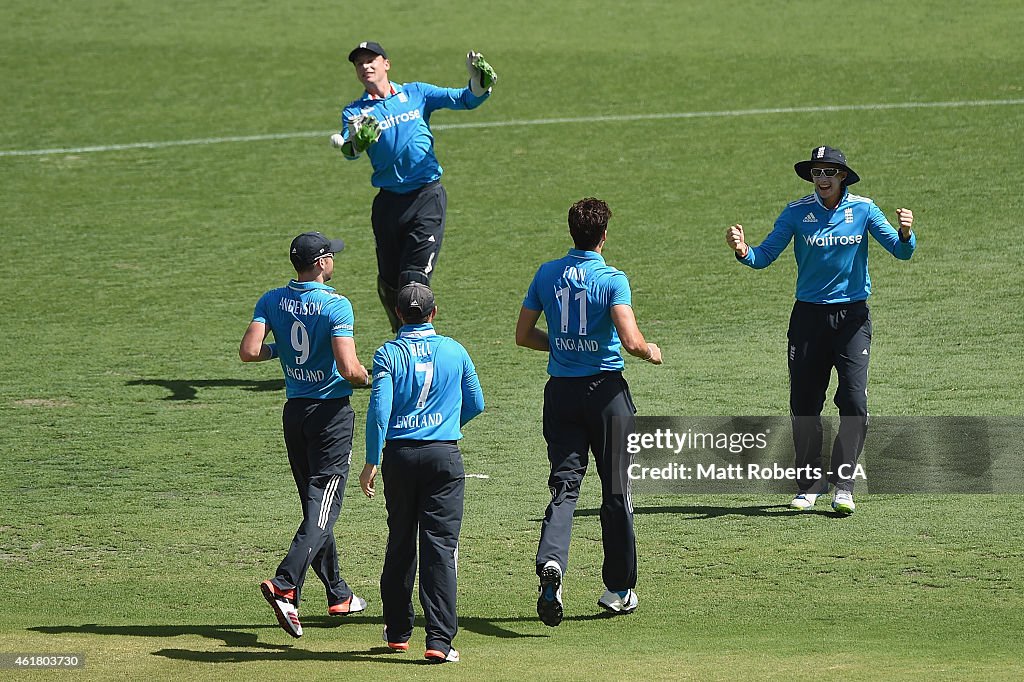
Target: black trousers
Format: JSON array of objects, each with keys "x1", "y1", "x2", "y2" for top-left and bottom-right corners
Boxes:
[
  {"x1": 380, "y1": 440, "x2": 464, "y2": 654},
  {"x1": 271, "y1": 397, "x2": 354, "y2": 606},
  {"x1": 537, "y1": 372, "x2": 638, "y2": 591},
  {"x1": 371, "y1": 181, "x2": 446, "y2": 332},
  {"x1": 788, "y1": 301, "x2": 871, "y2": 493}
]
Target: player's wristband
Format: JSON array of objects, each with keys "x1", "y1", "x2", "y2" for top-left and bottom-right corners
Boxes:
[
  {"x1": 643, "y1": 346, "x2": 654, "y2": 362},
  {"x1": 266, "y1": 343, "x2": 278, "y2": 360}
]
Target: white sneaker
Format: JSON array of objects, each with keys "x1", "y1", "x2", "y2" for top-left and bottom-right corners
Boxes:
[
  {"x1": 424, "y1": 647, "x2": 460, "y2": 663},
  {"x1": 537, "y1": 560, "x2": 563, "y2": 627},
  {"x1": 597, "y1": 589, "x2": 638, "y2": 614},
  {"x1": 832, "y1": 490, "x2": 856, "y2": 514},
  {"x1": 789, "y1": 493, "x2": 819, "y2": 510}
]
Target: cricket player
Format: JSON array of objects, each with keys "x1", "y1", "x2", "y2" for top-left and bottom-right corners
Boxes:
[
  {"x1": 726, "y1": 145, "x2": 917, "y2": 514},
  {"x1": 359, "y1": 283, "x2": 484, "y2": 663},
  {"x1": 330, "y1": 41, "x2": 497, "y2": 333},
  {"x1": 239, "y1": 231, "x2": 371, "y2": 638},
  {"x1": 515, "y1": 198, "x2": 663, "y2": 627}
]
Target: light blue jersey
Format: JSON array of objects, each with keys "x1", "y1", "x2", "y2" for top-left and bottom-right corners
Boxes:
[
  {"x1": 365, "y1": 324, "x2": 484, "y2": 465},
  {"x1": 341, "y1": 82, "x2": 489, "y2": 193},
  {"x1": 252, "y1": 280, "x2": 355, "y2": 399},
  {"x1": 737, "y1": 191, "x2": 916, "y2": 303},
  {"x1": 523, "y1": 249, "x2": 632, "y2": 377}
]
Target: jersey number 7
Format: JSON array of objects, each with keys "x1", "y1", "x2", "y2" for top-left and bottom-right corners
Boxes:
[{"x1": 414, "y1": 361, "x2": 435, "y2": 408}]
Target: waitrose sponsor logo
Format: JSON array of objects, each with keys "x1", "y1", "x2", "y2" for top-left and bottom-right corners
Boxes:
[{"x1": 803, "y1": 233, "x2": 863, "y2": 247}]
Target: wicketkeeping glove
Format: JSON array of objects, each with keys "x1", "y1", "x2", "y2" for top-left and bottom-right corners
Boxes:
[
  {"x1": 466, "y1": 51, "x2": 497, "y2": 96},
  {"x1": 347, "y1": 114, "x2": 382, "y2": 153}
]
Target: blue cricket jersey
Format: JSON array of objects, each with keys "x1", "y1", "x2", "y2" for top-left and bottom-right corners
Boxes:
[
  {"x1": 365, "y1": 324, "x2": 485, "y2": 465},
  {"x1": 341, "y1": 81, "x2": 489, "y2": 193},
  {"x1": 737, "y1": 191, "x2": 916, "y2": 303},
  {"x1": 523, "y1": 249, "x2": 632, "y2": 377},
  {"x1": 252, "y1": 280, "x2": 356, "y2": 399}
]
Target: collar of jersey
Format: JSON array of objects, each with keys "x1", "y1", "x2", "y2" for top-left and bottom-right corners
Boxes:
[
  {"x1": 567, "y1": 248, "x2": 605, "y2": 262},
  {"x1": 813, "y1": 189, "x2": 849, "y2": 210},
  {"x1": 361, "y1": 82, "x2": 403, "y2": 101},
  {"x1": 287, "y1": 279, "x2": 334, "y2": 293},
  {"x1": 398, "y1": 323, "x2": 434, "y2": 338}
]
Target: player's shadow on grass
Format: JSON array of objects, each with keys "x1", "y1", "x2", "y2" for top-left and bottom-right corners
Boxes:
[
  {"x1": 153, "y1": 647, "x2": 433, "y2": 664},
  {"x1": 127, "y1": 378, "x2": 285, "y2": 401},
  {"x1": 572, "y1": 504, "x2": 844, "y2": 519},
  {"x1": 30, "y1": 614, "x2": 547, "y2": 665},
  {"x1": 307, "y1": 614, "x2": 546, "y2": 641},
  {"x1": 30, "y1": 623, "x2": 292, "y2": 651}
]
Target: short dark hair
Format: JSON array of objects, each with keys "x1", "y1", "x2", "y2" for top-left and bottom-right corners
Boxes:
[
  {"x1": 290, "y1": 256, "x2": 318, "y2": 274},
  {"x1": 567, "y1": 197, "x2": 612, "y2": 250}
]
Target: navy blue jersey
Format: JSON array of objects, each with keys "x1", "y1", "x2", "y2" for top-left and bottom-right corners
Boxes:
[
  {"x1": 738, "y1": 191, "x2": 916, "y2": 303},
  {"x1": 365, "y1": 324, "x2": 484, "y2": 465},
  {"x1": 523, "y1": 249, "x2": 632, "y2": 377},
  {"x1": 252, "y1": 280, "x2": 355, "y2": 399},
  {"x1": 341, "y1": 81, "x2": 489, "y2": 193}
]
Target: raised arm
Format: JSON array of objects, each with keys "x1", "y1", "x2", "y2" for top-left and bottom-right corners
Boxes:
[
  {"x1": 728, "y1": 214, "x2": 795, "y2": 269},
  {"x1": 867, "y1": 204, "x2": 916, "y2": 260}
]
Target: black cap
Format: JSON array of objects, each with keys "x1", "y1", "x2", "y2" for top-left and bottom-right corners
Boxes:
[
  {"x1": 289, "y1": 231, "x2": 345, "y2": 267},
  {"x1": 348, "y1": 41, "x2": 388, "y2": 63},
  {"x1": 397, "y1": 283, "x2": 435, "y2": 322},
  {"x1": 794, "y1": 145, "x2": 860, "y2": 185}
]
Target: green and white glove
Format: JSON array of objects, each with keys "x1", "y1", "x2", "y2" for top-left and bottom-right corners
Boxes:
[
  {"x1": 466, "y1": 51, "x2": 497, "y2": 96},
  {"x1": 347, "y1": 114, "x2": 382, "y2": 154}
]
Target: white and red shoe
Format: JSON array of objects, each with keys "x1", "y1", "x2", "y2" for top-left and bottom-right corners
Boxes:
[
  {"x1": 260, "y1": 580, "x2": 302, "y2": 638},
  {"x1": 424, "y1": 647, "x2": 460, "y2": 663},
  {"x1": 382, "y1": 627, "x2": 409, "y2": 652},
  {"x1": 327, "y1": 594, "x2": 367, "y2": 616}
]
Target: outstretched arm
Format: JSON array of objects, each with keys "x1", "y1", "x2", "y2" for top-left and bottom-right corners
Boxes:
[{"x1": 418, "y1": 52, "x2": 495, "y2": 113}]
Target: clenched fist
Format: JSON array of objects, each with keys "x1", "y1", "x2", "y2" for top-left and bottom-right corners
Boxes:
[
  {"x1": 895, "y1": 208, "x2": 914, "y2": 239},
  {"x1": 726, "y1": 224, "x2": 748, "y2": 258}
]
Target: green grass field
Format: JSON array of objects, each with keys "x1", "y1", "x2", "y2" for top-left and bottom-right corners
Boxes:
[{"x1": 2, "y1": 0, "x2": 1023, "y2": 679}]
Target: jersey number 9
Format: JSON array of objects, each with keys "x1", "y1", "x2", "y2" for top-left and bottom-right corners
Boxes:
[{"x1": 290, "y1": 321, "x2": 310, "y2": 365}]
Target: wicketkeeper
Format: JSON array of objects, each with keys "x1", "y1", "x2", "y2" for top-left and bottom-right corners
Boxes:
[{"x1": 331, "y1": 41, "x2": 497, "y2": 333}]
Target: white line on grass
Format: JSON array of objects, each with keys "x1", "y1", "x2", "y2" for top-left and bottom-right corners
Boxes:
[{"x1": 3, "y1": 98, "x2": 1023, "y2": 157}]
